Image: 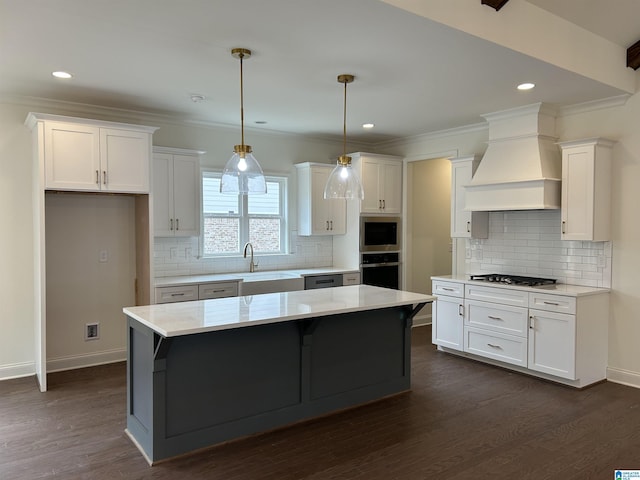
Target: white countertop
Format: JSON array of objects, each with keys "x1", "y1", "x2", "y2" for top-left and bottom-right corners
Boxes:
[
  {"x1": 431, "y1": 274, "x2": 609, "y2": 297},
  {"x1": 124, "y1": 285, "x2": 434, "y2": 337},
  {"x1": 155, "y1": 267, "x2": 360, "y2": 287}
]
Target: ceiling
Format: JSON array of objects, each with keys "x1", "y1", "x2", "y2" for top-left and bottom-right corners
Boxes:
[{"x1": 1, "y1": 0, "x2": 638, "y2": 145}]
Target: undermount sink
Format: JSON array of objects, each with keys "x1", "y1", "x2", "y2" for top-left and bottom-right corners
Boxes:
[{"x1": 238, "y1": 271, "x2": 304, "y2": 295}]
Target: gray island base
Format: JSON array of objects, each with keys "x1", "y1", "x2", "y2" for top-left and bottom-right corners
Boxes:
[{"x1": 123, "y1": 285, "x2": 433, "y2": 464}]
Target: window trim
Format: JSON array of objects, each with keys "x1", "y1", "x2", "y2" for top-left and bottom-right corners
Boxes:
[{"x1": 201, "y1": 169, "x2": 288, "y2": 257}]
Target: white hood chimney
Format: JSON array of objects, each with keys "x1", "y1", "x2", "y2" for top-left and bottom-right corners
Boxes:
[{"x1": 465, "y1": 103, "x2": 561, "y2": 211}]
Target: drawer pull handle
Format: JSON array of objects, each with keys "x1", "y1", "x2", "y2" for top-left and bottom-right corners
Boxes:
[
  {"x1": 562, "y1": 220, "x2": 566, "y2": 234},
  {"x1": 458, "y1": 304, "x2": 464, "y2": 316},
  {"x1": 530, "y1": 315, "x2": 535, "y2": 329},
  {"x1": 209, "y1": 289, "x2": 226, "y2": 293},
  {"x1": 487, "y1": 315, "x2": 502, "y2": 320},
  {"x1": 170, "y1": 293, "x2": 185, "y2": 297},
  {"x1": 543, "y1": 301, "x2": 560, "y2": 306},
  {"x1": 95, "y1": 170, "x2": 100, "y2": 185},
  {"x1": 466, "y1": 221, "x2": 471, "y2": 233},
  {"x1": 442, "y1": 287, "x2": 455, "y2": 291},
  {"x1": 487, "y1": 343, "x2": 502, "y2": 349}
]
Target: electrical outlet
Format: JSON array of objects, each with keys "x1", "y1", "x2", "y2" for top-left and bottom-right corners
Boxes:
[{"x1": 85, "y1": 323, "x2": 99, "y2": 340}]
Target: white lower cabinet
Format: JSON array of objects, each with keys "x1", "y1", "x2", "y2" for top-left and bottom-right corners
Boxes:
[
  {"x1": 432, "y1": 278, "x2": 609, "y2": 387},
  {"x1": 528, "y1": 309, "x2": 576, "y2": 379},
  {"x1": 155, "y1": 281, "x2": 239, "y2": 304}
]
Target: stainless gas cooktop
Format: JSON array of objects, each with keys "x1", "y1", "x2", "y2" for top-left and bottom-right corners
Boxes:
[{"x1": 468, "y1": 274, "x2": 557, "y2": 287}]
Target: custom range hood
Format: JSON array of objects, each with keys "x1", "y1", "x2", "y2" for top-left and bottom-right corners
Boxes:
[{"x1": 465, "y1": 103, "x2": 561, "y2": 211}]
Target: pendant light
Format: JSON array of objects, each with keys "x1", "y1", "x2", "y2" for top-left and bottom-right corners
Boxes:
[
  {"x1": 323, "y1": 74, "x2": 364, "y2": 200},
  {"x1": 220, "y1": 48, "x2": 267, "y2": 195}
]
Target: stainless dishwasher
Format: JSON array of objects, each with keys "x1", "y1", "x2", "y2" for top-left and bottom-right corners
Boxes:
[{"x1": 304, "y1": 274, "x2": 343, "y2": 289}]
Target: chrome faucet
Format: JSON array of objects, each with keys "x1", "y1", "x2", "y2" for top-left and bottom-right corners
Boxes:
[{"x1": 243, "y1": 242, "x2": 257, "y2": 272}]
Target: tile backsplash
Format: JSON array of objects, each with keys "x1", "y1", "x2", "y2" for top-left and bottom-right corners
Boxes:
[
  {"x1": 154, "y1": 232, "x2": 333, "y2": 278},
  {"x1": 465, "y1": 210, "x2": 612, "y2": 288}
]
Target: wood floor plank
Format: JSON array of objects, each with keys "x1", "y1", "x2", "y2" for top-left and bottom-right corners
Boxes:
[{"x1": 1, "y1": 326, "x2": 639, "y2": 479}]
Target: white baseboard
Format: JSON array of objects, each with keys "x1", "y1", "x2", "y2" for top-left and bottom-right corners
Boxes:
[
  {"x1": 412, "y1": 313, "x2": 432, "y2": 327},
  {"x1": 47, "y1": 348, "x2": 126, "y2": 373},
  {"x1": 0, "y1": 361, "x2": 35, "y2": 381},
  {"x1": 607, "y1": 366, "x2": 640, "y2": 389}
]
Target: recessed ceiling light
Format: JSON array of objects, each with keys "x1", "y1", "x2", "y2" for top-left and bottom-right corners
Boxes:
[
  {"x1": 517, "y1": 82, "x2": 535, "y2": 91},
  {"x1": 362, "y1": 123, "x2": 375, "y2": 129},
  {"x1": 52, "y1": 71, "x2": 73, "y2": 79},
  {"x1": 190, "y1": 94, "x2": 205, "y2": 103}
]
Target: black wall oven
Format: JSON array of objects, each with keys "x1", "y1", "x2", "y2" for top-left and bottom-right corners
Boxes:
[
  {"x1": 360, "y1": 252, "x2": 400, "y2": 290},
  {"x1": 360, "y1": 216, "x2": 401, "y2": 252}
]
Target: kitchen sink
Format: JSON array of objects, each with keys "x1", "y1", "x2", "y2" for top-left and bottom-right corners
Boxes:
[{"x1": 238, "y1": 271, "x2": 304, "y2": 295}]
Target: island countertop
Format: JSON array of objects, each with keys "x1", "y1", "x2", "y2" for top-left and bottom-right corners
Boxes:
[{"x1": 123, "y1": 285, "x2": 434, "y2": 337}]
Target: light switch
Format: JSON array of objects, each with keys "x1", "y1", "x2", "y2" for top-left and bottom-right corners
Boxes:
[{"x1": 99, "y1": 250, "x2": 108, "y2": 263}]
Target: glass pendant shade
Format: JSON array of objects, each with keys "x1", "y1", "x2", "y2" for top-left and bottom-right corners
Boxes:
[
  {"x1": 324, "y1": 155, "x2": 364, "y2": 200},
  {"x1": 220, "y1": 145, "x2": 267, "y2": 194}
]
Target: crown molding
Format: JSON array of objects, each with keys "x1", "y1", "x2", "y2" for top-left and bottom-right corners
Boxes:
[
  {"x1": 558, "y1": 94, "x2": 631, "y2": 117},
  {"x1": 373, "y1": 122, "x2": 488, "y2": 150}
]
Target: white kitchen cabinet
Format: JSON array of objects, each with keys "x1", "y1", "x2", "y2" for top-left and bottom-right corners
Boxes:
[
  {"x1": 559, "y1": 138, "x2": 614, "y2": 241},
  {"x1": 38, "y1": 116, "x2": 154, "y2": 193},
  {"x1": 155, "y1": 281, "x2": 239, "y2": 303},
  {"x1": 153, "y1": 147, "x2": 204, "y2": 237},
  {"x1": 449, "y1": 156, "x2": 488, "y2": 238},
  {"x1": 359, "y1": 154, "x2": 402, "y2": 214},
  {"x1": 295, "y1": 162, "x2": 346, "y2": 235},
  {"x1": 432, "y1": 280, "x2": 465, "y2": 351},
  {"x1": 528, "y1": 309, "x2": 576, "y2": 379}
]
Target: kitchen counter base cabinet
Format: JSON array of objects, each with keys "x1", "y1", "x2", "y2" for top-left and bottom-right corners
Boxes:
[{"x1": 126, "y1": 306, "x2": 413, "y2": 464}]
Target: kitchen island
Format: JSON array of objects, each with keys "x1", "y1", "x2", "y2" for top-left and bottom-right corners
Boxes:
[{"x1": 123, "y1": 285, "x2": 433, "y2": 464}]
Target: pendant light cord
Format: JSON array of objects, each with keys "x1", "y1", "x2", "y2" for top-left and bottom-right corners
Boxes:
[{"x1": 342, "y1": 79, "x2": 347, "y2": 158}]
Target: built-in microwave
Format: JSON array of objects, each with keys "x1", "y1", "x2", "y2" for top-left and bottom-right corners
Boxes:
[{"x1": 360, "y1": 216, "x2": 401, "y2": 252}]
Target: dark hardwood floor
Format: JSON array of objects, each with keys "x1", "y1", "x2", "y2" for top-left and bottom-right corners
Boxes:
[{"x1": 1, "y1": 325, "x2": 639, "y2": 479}]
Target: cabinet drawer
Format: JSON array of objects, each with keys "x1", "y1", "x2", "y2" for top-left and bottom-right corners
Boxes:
[
  {"x1": 432, "y1": 280, "x2": 464, "y2": 298},
  {"x1": 464, "y1": 326, "x2": 528, "y2": 367},
  {"x1": 155, "y1": 285, "x2": 199, "y2": 304},
  {"x1": 465, "y1": 300, "x2": 528, "y2": 337},
  {"x1": 199, "y1": 282, "x2": 238, "y2": 299},
  {"x1": 528, "y1": 292, "x2": 576, "y2": 314},
  {"x1": 342, "y1": 272, "x2": 361, "y2": 286},
  {"x1": 465, "y1": 284, "x2": 528, "y2": 307}
]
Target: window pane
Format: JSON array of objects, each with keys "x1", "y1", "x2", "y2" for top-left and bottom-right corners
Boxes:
[
  {"x1": 203, "y1": 177, "x2": 239, "y2": 214},
  {"x1": 204, "y1": 217, "x2": 240, "y2": 253},
  {"x1": 248, "y1": 181, "x2": 280, "y2": 215},
  {"x1": 249, "y1": 218, "x2": 281, "y2": 252}
]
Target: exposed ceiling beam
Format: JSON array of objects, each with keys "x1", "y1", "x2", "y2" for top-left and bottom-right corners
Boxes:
[
  {"x1": 481, "y1": 0, "x2": 510, "y2": 11},
  {"x1": 627, "y1": 40, "x2": 640, "y2": 70}
]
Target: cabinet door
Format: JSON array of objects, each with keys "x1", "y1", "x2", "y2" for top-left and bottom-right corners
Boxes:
[
  {"x1": 528, "y1": 309, "x2": 576, "y2": 379},
  {"x1": 44, "y1": 122, "x2": 101, "y2": 191},
  {"x1": 432, "y1": 295, "x2": 464, "y2": 351},
  {"x1": 380, "y1": 161, "x2": 402, "y2": 214},
  {"x1": 172, "y1": 155, "x2": 200, "y2": 236},
  {"x1": 360, "y1": 159, "x2": 382, "y2": 213},
  {"x1": 310, "y1": 167, "x2": 332, "y2": 234},
  {"x1": 450, "y1": 159, "x2": 488, "y2": 238},
  {"x1": 561, "y1": 146, "x2": 594, "y2": 241},
  {"x1": 100, "y1": 128, "x2": 150, "y2": 193},
  {"x1": 153, "y1": 153, "x2": 174, "y2": 236}
]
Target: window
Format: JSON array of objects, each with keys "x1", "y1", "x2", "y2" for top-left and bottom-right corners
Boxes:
[{"x1": 202, "y1": 171, "x2": 287, "y2": 256}]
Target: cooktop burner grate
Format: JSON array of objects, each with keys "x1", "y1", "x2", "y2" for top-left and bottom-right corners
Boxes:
[{"x1": 469, "y1": 274, "x2": 557, "y2": 287}]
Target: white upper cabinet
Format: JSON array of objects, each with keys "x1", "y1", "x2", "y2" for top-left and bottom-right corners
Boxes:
[
  {"x1": 450, "y1": 156, "x2": 488, "y2": 238},
  {"x1": 351, "y1": 153, "x2": 402, "y2": 214},
  {"x1": 296, "y1": 162, "x2": 346, "y2": 236},
  {"x1": 25, "y1": 113, "x2": 156, "y2": 193},
  {"x1": 153, "y1": 147, "x2": 203, "y2": 237},
  {"x1": 559, "y1": 138, "x2": 614, "y2": 241}
]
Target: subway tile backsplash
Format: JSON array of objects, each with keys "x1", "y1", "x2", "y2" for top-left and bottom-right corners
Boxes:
[
  {"x1": 154, "y1": 232, "x2": 333, "y2": 278},
  {"x1": 465, "y1": 210, "x2": 612, "y2": 288}
]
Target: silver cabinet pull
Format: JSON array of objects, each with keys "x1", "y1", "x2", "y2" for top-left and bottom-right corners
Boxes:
[
  {"x1": 442, "y1": 287, "x2": 454, "y2": 292},
  {"x1": 170, "y1": 293, "x2": 185, "y2": 297},
  {"x1": 170, "y1": 219, "x2": 174, "y2": 231},
  {"x1": 382, "y1": 199, "x2": 385, "y2": 209},
  {"x1": 562, "y1": 220, "x2": 566, "y2": 234},
  {"x1": 95, "y1": 170, "x2": 100, "y2": 185},
  {"x1": 458, "y1": 304, "x2": 464, "y2": 316},
  {"x1": 529, "y1": 315, "x2": 535, "y2": 329},
  {"x1": 176, "y1": 218, "x2": 179, "y2": 231},
  {"x1": 326, "y1": 221, "x2": 330, "y2": 231},
  {"x1": 330, "y1": 220, "x2": 333, "y2": 230},
  {"x1": 487, "y1": 315, "x2": 502, "y2": 320},
  {"x1": 378, "y1": 199, "x2": 382, "y2": 209},
  {"x1": 102, "y1": 170, "x2": 107, "y2": 185},
  {"x1": 543, "y1": 301, "x2": 559, "y2": 306},
  {"x1": 487, "y1": 343, "x2": 502, "y2": 349},
  {"x1": 467, "y1": 221, "x2": 471, "y2": 233}
]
